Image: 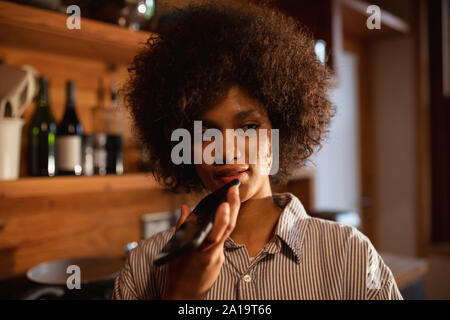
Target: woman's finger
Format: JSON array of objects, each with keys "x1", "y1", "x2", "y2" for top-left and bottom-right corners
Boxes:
[
  {"x1": 176, "y1": 204, "x2": 192, "y2": 230},
  {"x1": 199, "y1": 202, "x2": 230, "y2": 251},
  {"x1": 204, "y1": 185, "x2": 241, "y2": 250},
  {"x1": 221, "y1": 185, "x2": 240, "y2": 240}
]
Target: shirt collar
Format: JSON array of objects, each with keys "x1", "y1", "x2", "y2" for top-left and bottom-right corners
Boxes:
[
  {"x1": 272, "y1": 192, "x2": 309, "y2": 264},
  {"x1": 224, "y1": 192, "x2": 310, "y2": 264}
]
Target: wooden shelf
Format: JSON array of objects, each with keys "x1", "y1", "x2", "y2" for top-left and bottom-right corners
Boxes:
[
  {"x1": 0, "y1": 168, "x2": 316, "y2": 199},
  {"x1": 0, "y1": 173, "x2": 165, "y2": 199},
  {"x1": 0, "y1": 1, "x2": 154, "y2": 65},
  {"x1": 0, "y1": 172, "x2": 186, "y2": 280}
]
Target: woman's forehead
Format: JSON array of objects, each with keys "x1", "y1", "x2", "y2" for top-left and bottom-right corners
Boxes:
[{"x1": 199, "y1": 86, "x2": 268, "y2": 122}]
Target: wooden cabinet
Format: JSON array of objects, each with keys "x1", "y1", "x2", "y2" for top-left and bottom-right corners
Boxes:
[{"x1": 0, "y1": 174, "x2": 191, "y2": 280}]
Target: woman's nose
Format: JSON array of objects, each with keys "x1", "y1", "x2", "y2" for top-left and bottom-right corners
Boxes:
[{"x1": 220, "y1": 131, "x2": 243, "y2": 164}]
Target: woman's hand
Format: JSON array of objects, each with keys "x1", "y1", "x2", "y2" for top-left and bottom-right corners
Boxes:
[{"x1": 162, "y1": 185, "x2": 240, "y2": 300}]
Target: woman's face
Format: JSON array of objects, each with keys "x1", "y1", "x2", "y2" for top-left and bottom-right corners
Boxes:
[{"x1": 193, "y1": 86, "x2": 274, "y2": 202}]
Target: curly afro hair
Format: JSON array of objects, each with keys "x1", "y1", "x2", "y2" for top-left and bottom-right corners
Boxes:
[{"x1": 123, "y1": 0, "x2": 335, "y2": 194}]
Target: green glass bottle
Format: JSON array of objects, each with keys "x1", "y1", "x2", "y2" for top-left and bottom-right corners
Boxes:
[{"x1": 28, "y1": 77, "x2": 57, "y2": 176}]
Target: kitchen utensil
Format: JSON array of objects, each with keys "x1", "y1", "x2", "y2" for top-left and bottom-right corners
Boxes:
[{"x1": 0, "y1": 64, "x2": 37, "y2": 119}]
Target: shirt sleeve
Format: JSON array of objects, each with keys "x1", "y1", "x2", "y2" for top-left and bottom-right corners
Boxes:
[
  {"x1": 373, "y1": 279, "x2": 404, "y2": 300},
  {"x1": 112, "y1": 253, "x2": 139, "y2": 300},
  {"x1": 364, "y1": 238, "x2": 403, "y2": 300},
  {"x1": 342, "y1": 227, "x2": 403, "y2": 300},
  {"x1": 111, "y1": 230, "x2": 174, "y2": 300}
]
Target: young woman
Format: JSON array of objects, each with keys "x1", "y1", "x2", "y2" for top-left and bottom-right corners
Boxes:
[{"x1": 112, "y1": 1, "x2": 402, "y2": 300}]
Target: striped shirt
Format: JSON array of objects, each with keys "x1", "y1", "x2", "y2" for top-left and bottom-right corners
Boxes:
[{"x1": 112, "y1": 192, "x2": 403, "y2": 300}]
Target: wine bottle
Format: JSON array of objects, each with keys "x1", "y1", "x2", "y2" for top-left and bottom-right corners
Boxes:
[
  {"x1": 56, "y1": 80, "x2": 83, "y2": 175},
  {"x1": 28, "y1": 77, "x2": 57, "y2": 177},
  {"x1": 106, "y1": 84, "x2": 124, "y2": 175},
  {"x1": 92, "y1": 78, "x2": 108, "y2": 176}
]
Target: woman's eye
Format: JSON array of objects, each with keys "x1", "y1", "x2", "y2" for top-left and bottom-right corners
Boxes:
[{"x1": 242, "y1": 124, "x2": 260, "y2": 131}]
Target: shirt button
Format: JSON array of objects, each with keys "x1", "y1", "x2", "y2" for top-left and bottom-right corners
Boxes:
[{"x1": 243, "y1": 274, "x2": 252, "y2": 283}]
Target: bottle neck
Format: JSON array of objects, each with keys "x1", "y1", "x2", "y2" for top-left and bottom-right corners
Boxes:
[
  {"x1": 37, "y1": 78, "x2": 49, "y2": 108},
  {"x1": 66, "y1": 81, "x2": 76, "y2": 110}
]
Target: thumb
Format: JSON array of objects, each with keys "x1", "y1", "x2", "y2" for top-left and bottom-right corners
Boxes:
[{"x1": 176, "y1": 204, "x2": 192, "y2": 230}]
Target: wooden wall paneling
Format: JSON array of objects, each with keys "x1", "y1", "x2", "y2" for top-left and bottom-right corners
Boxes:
[
  {"x1": 340, "y1": 0, "x2": 410, "y2": 38},
  {"x1": 339, "y1": 0, "x2": 410, "y2": 243},
  {"x1": 427, "y1": 0, "x2": 450, "y2": 249},
  {"x1": 0, "y1": 181, "x2": 189, "y2": 280},
  {"x1": 342, "y1": 36, "x2": 376, "y2": 242},
  {"x1": 414, "y1": 0, "x2": 432, "y2": 257}
]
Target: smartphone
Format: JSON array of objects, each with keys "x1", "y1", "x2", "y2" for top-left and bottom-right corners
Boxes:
[{"x1": 153, "y1": 179, "x2": 240, "y2": 266}]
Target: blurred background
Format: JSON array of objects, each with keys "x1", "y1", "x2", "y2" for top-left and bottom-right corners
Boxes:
[{"x1": 0, "y1": 0, "x2": 448, "y2": 299}]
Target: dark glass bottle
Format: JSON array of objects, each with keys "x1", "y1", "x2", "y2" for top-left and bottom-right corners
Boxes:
[
  {"x1": 92, "y1": 78, "x2": 108, "y2": 175},
  {"x1": 28, "y1": 77, "x2": 57, "y2": 176},
  {"x1": 106, "y1": 85, "x2": 124, "y2": 174},
  {"x1": 56, "y1": 81, "x2": 83, "y2": 175}
]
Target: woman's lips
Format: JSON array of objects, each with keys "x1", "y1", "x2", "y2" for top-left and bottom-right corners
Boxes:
[{"x1": 214, "y1": 169, "x2": 249, "y2": 184}]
